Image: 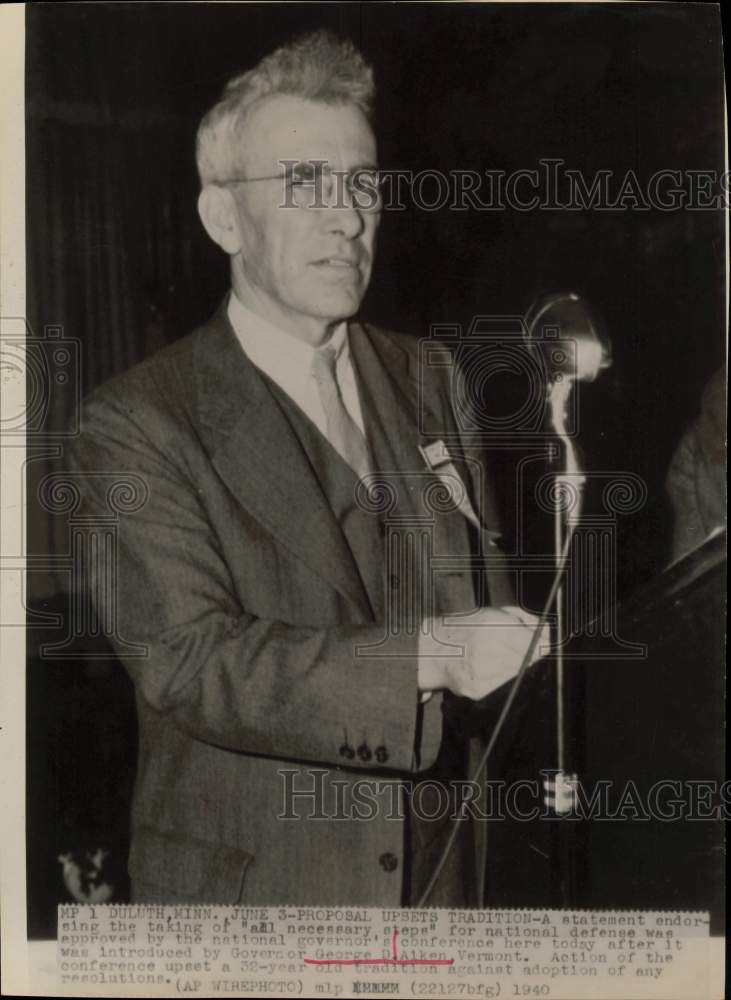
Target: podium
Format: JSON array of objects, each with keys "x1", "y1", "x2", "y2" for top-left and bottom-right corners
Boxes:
[{"x1": 481, "y1": 531, "x2": 725, "y2": 929}]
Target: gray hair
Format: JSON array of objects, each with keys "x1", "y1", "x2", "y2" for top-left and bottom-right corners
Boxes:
[{"x1": 196, "y1": 30, "x2": 375, "y2": 186}]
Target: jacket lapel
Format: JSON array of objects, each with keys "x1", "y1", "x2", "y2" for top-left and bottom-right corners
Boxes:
[
  {"x1": 351, "y1": 326, "x2": 479, "y2": 614},
  {"x1": 355, "y1": 324, "x2": 511, "y2": 607},
  {"x1": 192, "y1": 306, "x2": 371, "y2": 617},
  {"x1": 350, "y1": 324, "x2": 427, "y2": 486},
  {"x1": 354, "y1": 324, "x2": 500, "y2": 533}
]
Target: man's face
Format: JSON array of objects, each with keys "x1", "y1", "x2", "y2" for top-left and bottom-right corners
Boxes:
[{"x1": 226, "y1": 94, "x2": 380, "y2": 345}]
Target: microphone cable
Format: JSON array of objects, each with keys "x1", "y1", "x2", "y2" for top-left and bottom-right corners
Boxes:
[{"x1": 415, "y1": 527, "x2": 574, "y2": 907}]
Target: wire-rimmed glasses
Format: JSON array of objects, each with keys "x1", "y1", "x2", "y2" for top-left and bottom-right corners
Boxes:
[{"x1": 220, "y1": 159, "x2": 384, "y2": 212}]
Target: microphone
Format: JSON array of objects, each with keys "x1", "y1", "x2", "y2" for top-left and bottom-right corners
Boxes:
[{"x1": 524, "y1": 291, "x2": 612, "y2": 384}]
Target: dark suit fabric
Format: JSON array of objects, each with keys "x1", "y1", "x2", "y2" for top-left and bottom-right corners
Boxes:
[
  {"x1": 68, "y1": 303, "x2": 511, "y2": 907},
  {"x1": 666, "y1": 365, "x2": 726, "y2": 562}
]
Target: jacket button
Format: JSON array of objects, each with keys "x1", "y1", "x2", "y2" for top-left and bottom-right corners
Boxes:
[
  {"x1": 375, "y1": 745, "x2": 389, "y2": 764},
  {"x1": 357, "y1": 742, "x2": 372, "y2": 762},
  {"x1": 339, "y1": 743, "x2": 355, "y2": 760},
  {"x1": 379, "y1": 852, "x2": 398, "y2": 872}
]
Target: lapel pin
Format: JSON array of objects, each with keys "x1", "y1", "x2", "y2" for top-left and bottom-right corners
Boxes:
[
  {"x1": 419, "y1": 442, "x2": 482, "y2": 531},
  {"x1": 419, "y1": 441, "x2": 451, "y2": 470}
]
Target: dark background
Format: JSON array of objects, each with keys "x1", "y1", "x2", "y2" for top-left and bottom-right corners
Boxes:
[{"x1": 25, "y1": 2, "x2": 725, "y2": 936}]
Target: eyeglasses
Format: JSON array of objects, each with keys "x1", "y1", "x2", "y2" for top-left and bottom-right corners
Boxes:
[{"x1": 220, "y1": 160, "x2": 384, "y2": 211}]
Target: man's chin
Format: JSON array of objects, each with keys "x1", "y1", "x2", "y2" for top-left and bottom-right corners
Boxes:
[{"x1": 303, "y1": 290, "x2": 365, "y2": 324}]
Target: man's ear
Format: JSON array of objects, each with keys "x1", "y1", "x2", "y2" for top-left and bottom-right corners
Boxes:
[{"x1": 197, "y1": 185, "x2": 242, "y2": 255}]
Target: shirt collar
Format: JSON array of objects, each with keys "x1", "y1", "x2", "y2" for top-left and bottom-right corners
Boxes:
[{"x1": 227, "y1": 291, "x2": 349, "y2": 378}]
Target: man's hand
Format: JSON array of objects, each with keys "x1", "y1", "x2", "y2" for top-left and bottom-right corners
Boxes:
[{"x1": 418, "y1": 606, "x2": 545, "y2": 701}]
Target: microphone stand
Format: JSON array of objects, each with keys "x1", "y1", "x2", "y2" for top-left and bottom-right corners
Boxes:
[
  {"x1": 544, "y1": 377, "x2": 582, "y2": 813},
  {"x1": 525, "y1": 293, "x2": 610, "y2": 903},
  {"x1": 543, "y1": 378, "x2": 582, "y2": 907}
]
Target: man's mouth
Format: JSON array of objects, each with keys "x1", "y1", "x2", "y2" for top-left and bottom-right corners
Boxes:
[{"x1": 312, "y1": 257, "x2": 359, "y2": 270}]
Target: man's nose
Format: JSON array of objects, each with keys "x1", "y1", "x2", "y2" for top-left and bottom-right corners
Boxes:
[
  {"x1": 323, "y1": 197, "x2": 366, "y2": 239},
  {"x1": 319, "y1": 178, "x2": 368, "y2": 238}
]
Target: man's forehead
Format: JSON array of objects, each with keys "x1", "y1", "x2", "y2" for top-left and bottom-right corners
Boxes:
[{"x1": 241, "y1": 93, "x2": 377, "y2": 169}]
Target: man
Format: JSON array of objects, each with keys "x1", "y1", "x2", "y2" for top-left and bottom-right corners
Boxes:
[
  {"x1": 665, "y1": 365, "x2": 726, "y2": 563},
  {"x1": 69, "y1": 30, "x2": 539, "y2": 908}
]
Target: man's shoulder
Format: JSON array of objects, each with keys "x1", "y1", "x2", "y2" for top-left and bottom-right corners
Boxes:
[
  {"x1": 359, "y1": 320, "x2": 416, "y2": 345},
  {"x1": 72, "y1": 309, "x2": 238, "y2": 461},
  {"x1": 81, "y1": 307, "x2": 228, "y2": 417},
  {"x1": 357, "y1": 320, "x2": 442, "y2": 373},
  {"x1": 358, "y1": 320, "x2": 454, "y2": 397}
]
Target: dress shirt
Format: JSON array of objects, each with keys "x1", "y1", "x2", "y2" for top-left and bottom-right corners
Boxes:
[{"x1": 227, "y1": 292, "x2": 367, "y2": 439}]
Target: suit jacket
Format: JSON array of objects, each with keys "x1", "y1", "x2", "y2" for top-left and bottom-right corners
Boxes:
[
  {"x1": 67, "y1": 301, "x2": 512, "y2": 907},
  {"x1": 666, "y1": 365, "x2": 726, "y2": 563}
]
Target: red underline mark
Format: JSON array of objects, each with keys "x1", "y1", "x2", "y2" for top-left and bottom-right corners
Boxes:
[{"x1": 304, "y1": 928, "x2": 454, "y2": 967}]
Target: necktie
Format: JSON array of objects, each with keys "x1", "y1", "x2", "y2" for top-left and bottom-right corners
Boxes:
[{"x1": 311, "y1": 345, "x2": 372, "y2": 479}]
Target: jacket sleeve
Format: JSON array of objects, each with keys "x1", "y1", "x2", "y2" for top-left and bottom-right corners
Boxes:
[{"x1": 66, "y1": 384, "x2": 445, "y2": 774}]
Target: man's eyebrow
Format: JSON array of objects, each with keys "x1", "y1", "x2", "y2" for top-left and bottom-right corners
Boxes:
[
  {"x1": 285, "y1": 159, "x2": 380, "y2": 178},
  {"x1": 349, "y1": 160, "x2": 379, "y2": 172},
  {"x1": 300, "y1": 160, "x2": 380, "y2": 171}
]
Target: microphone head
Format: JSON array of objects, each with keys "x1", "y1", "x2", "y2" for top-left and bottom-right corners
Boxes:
[{"x1": 524, "y1": 292, "x2": 612, "y2": 383}]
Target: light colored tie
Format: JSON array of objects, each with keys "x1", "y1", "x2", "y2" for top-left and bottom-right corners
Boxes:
[{"x1": 311, "y1": 345, "x2": 372, "y2": 479}]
